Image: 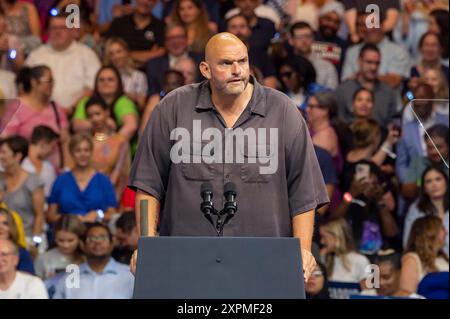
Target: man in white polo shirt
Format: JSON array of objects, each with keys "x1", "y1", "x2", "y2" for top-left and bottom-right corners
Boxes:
[
  {"x1": 25, "y1": 12, "x2": 100, "y2": 114},
  {"x1": 0, "y1": 239, "x2": 48, "y2": 299}
]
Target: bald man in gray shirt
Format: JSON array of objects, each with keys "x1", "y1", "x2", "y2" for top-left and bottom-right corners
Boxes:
[{"x1": 129, "y1": 33, "x2": 329, "y2": 281}]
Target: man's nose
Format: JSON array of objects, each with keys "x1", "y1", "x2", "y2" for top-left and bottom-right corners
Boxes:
[{"x1": 232, "y1": 62, "x2": 241, "y2": 75}]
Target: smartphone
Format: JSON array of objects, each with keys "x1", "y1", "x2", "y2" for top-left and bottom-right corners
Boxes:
[{"x1": 355, "y1": 163, "x2": 370, "y2": 182}]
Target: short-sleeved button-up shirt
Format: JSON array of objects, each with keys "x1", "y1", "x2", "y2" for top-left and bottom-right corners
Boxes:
[{"x1": 129, "y1": 76, "x2": 329, "y2": 237}]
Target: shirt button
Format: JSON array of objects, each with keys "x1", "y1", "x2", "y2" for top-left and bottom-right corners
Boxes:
[{"x1": 225, "y1": 174, "x2": 230, "y2": 179}]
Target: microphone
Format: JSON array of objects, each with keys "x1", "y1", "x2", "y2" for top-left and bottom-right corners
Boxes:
[
  {"x1": 200, "y1": 182, "x2": 215, "y2": 227},
  {"x1": 222, "y1": 182, "x2": 237, "y2": 226}
]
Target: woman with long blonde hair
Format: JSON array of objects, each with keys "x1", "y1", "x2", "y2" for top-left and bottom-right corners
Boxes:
[
  {"x1": 168, "y1": 0, "x2": 215, "y2": 54},
  {"x1": 319, "y1": 218, "x2": 371, "y2": 286},
  {"x1": 397, "y1": 216, "x2": 449, "y2": 296}
]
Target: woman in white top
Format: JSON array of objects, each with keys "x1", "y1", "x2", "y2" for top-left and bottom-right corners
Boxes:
[
  {"x1": 103, "y1": 37, "x2": 148, "y2": 111},
  {"x1": 403, "y1": 166, "x2": 449, "y2": 258},
  {"x1": 398, "y1": 215, "x2": 449, "y2": 296},
  {"x1": 34, "y1": 215, "x2": 86, "y2": 280},
  {"x1": 319, "y1": 218, "x2": 371, "y2": 287}
]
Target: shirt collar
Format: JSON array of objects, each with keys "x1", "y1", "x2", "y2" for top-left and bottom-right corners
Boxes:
[
  {"x1": 81, "y1": 258, "x2": 119, "y2": 275},
  {"x1": 195, "y1": 75, "x2": 267, "y2": 117}
]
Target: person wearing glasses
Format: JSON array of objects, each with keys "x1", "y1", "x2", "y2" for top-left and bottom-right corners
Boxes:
[
  {"x1": 0, "y1": 65, "x2": 69, "y2": 170},
  {"x1": 72, "y1": 65, "x2": 139, "y2": 156},
  {"x1": 0, "y1": 238, "x2": 48, "y2": 299},
  {"x1": 53, "y1": 222, "x2": 134, "y2": 299}
]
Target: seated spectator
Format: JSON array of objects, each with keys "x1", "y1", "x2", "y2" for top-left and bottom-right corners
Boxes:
[
  {"x1": 34, "y1": 215, "x2": 85, "y2": 281},
  {"x1": 47, "y1": 134, "x2": 117, "y2": 224},
  {"x1": 72, "y1": 66, "x2": 139, "y2": 155},
  {"x1": 25, "y1": 12, "x2": 100, "y2": 112},
  {"x1": 0, "y1": 66, "x2": 69, "y2": 170},
  {"x1": 336, "y1": 44, "x2": 396, "y2": 125},
  {"x1": 85, "y1": 97, "x2": 131, "y2": 198},
  {"x1": 342, "y1": 12, "x2": 410, "y2": 92},
  {"x1": 0, "y1": 136, "x2": 45, "y2": 245},
  {"x1": 319, "y1": 218, "x2": 371, "y2": 286},
  {"x1": 103, "y1": 37, "x2": 148, "y2": 111},
  {"x1": 403, "y1": 166, "x2": 449, "y2": 258},
  {"x1": 112, "y1": 211, "x2": 138, "y2": 265},
  {"x1": 306, "y1": 92, "x2": 343, "y2": 173},
  {"x1": 21, "y1": 126, "x2": 59, "y2": 198},
  {"x1": 226, "y1": 0, "x2": 276, "y2": 52},
  {"x1": 0, "y1": 239, "x2": 47, "y2": 298},
  {"x1": 396, "y1": 83, "x2": 449, "y2": 183},
  {"x1": 408, "y1": 32, "x2": 449, "y2": 87},
  {"x1": 53, "y1": 222, "x2": 134, "y2": 299},
  {"x1": 288, "y1": 22, "x2": 338, "y2": 90},
  {"x1": 428, "y1": 9, "x2": 449, "y2": 66},
  {"x1": 0, "y1": 0, "x2": 41, "y2": 55},
  {"x1": 373, "y1": 250, "x2": 401, "y2": 297},
  {"x1": 332, "y1": 160, "x2": 398, "y2": 255},
  {"x1": 226, "y1": 13, "x2": 277, "y2": 88},
  {"x1": 277, "y1": 55, "x2": 317, "y2": 110},
  {"x1": 173, "y1": 55, "x2": 197, "y2": 85},
  {"x1": 104, "y1": 0, "x2": 165, "y2": 66},
  {"x1": 144, "y1": 23, "x2": 202, "y2": 97},
  {"x1": 140, "y1": 69, "x2": 185, "y2": 134},
  {"x1": 421, "y1": 68, "x2": 449, "y2": 115},
  {"x1": 398, "y1": 216, "x2": 449, "y2": 296},
  {"x1": 313, "y1": 3, "x2": 347, "y2": 76},
  {"x1": 402, "y1": 125, "x2": 449, "y2": 200},
  {"x1": 0, "y1": 207, "x2": 34, "y2": 274},
  {"x1": 0, "y1": 7, "x2": 25, "y2": 72},
  {"x1": 168, "y1": 0, "x2": 215, "y2": 55},
  {"x1": 305, "y1": 261, "x2": 330, "y2": 299}
]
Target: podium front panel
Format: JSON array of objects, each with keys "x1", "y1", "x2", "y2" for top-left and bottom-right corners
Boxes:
[{"x1": 133, "y1": 236, "x2": 305, "y2": 299}]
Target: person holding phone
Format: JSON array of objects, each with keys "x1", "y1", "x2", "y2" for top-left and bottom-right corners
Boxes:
[{"x1": 331, "y1": 160, "x2": 399, "y2": 256}]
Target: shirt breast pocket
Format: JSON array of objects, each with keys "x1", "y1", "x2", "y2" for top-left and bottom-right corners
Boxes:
[
  {"x1": 239, "y1": 143, "x2": 274, "y2": 183},
  {"x1": 181, "y1": 142, "x2": 216, "y2": 181}
]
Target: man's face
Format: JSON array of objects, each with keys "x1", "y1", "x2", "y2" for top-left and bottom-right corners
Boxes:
[
  {"x1": 165, "y1": 26, "x2": 188, "y2": 57},
  {"x1": 227, "y1": 16, "x2": 252, "y2": 42},
  {"x1": 84, "y1": 227, "x2": 113, "y2": 258},
  {"x1": 135, "y1": 0, "x2": 156, "y2": 15},
  {"x1": 115, "y1": 227, "x2": 139, "y2": 250},
  {"x1": 289, "y1": 27, "x2": 314, "y2": 56},
  {"x1": 377, "y1": 262, "x2": 399, "y2": 296},
  {"x1": 36, "y1": 140, "x2": 57, "y2": 160},
  {"x1": 202, "y1": 41, "x2": 250, "y2": 96},
  {"x1": 0, "y1": 240, "x2": 18, "y2": 275},
  {"x1": 427, "y1": 137, "x2": 449, "y2": 164},
  {"x1": 235, "y1": 0, "x2": 260, "y2": 18},
  {"x1": 359, "y1": 50, "x2": 380, "y2": 82},
  {"x1": 48, "y1": 17, "x2": 74, "y2": 50},
  {"x1": 319, "y1": 12, "x2": 340, "y2": 39}
]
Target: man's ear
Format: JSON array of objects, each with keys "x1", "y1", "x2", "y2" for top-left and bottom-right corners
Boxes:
[{"x1": 199, "y1": 61, "x2": 211, "y2": 80}]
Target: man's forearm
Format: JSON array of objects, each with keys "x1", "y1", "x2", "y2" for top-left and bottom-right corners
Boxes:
[
  {"x1": 292, "y1": 210, "x2": 315, "y2": 252},
  {"x1": 135, "y1": 190, "x2": 160, "y2": 236}
]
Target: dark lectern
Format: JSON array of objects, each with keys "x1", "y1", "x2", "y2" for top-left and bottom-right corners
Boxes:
[{"x1": 133, "y1": 236, "x2": 305, "y2": 299}]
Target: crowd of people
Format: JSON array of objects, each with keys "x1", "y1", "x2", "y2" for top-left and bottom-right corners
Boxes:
[{"x1": 0, "y1": 0, "x2": 449, "y2": 299}]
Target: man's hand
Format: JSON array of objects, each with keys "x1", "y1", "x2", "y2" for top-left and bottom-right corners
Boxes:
[
  {"x1": 130, "y1": 249, "x2": 138, "y2": 275},
  {"x1": 302, "y1": 248, "x2": 316, "y2": 283}
]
